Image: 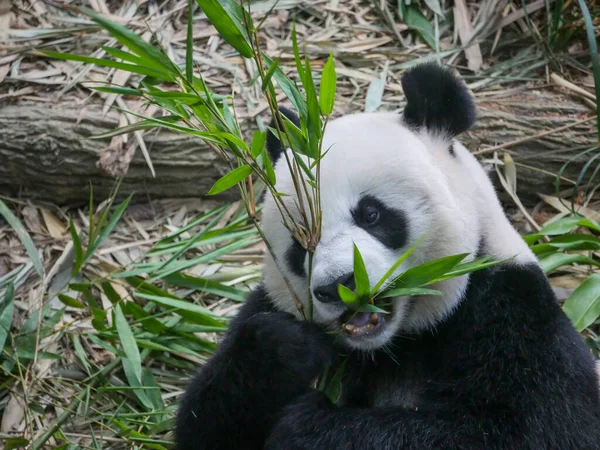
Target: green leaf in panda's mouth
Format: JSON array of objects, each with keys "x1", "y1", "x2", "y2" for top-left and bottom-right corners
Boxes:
[{"x1": 338, "y1": 237, "x2": 509, "y2": 318}]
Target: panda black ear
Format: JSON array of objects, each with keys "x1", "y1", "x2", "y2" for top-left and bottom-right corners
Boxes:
[
  {"x1": 266, "y1": 107, "x2": 301, "y2": 164},
  {"x1": 401, "y1": 63, "x2": 476, "y2": 138}
]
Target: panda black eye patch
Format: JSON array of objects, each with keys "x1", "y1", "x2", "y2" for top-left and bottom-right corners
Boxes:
[
  {"x1": 352, "y1": 196, "x2": 408, "y2": 250},
  {"x1": 286, "y1": 236, "x2": 307, "y2": 277}
]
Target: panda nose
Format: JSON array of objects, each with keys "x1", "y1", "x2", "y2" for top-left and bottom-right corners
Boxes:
[{"x1": 313, "y1": 272, "x2": 355, "y2": 304}]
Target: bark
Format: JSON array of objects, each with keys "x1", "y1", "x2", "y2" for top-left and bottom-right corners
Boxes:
[{"x1": 0, "y1": 89, "x2": 595, "y2": 206}]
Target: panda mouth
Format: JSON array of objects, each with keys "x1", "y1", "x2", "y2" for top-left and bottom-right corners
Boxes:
[{"x1": 341, "y1": 311, "x2": 385, "y2": 338}]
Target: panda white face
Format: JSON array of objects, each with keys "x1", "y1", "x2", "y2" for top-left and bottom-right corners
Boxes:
[{"x1": 260, "y1": 64, "x2": 535, "y2": 351}]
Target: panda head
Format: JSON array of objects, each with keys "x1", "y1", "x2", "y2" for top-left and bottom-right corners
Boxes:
[{"x1": 260, "y1": 63, "x2": 534, "y2": 351}]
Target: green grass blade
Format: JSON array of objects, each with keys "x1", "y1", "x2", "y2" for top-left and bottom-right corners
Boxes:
[{"x1": 0, "y1": 199, "x2": 43, "y2": 277}]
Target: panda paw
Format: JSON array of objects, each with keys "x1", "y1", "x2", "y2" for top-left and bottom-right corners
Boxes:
[
  {"x1": 238, "y1": 311, "x2": 333, "y2": 386},
  {"x1": 264, "y1": 390, "x2": 335, "y2": 450}
]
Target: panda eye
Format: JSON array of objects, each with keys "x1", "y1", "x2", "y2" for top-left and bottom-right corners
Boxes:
[{"x1": 363, "y1": 205, "x2": 380, "y2": 225}]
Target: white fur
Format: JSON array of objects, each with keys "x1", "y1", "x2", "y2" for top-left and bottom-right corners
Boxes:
[{"x1": 260, "y1": 112, "x2": 536, "y2": 350}]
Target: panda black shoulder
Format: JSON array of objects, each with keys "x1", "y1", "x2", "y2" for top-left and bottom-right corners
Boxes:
[{"x1": 401, "y1": 63, "x2": 476, "y2": 138}]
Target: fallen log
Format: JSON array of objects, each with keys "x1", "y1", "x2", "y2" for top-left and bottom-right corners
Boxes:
[{"x1": 0, "y1": 87, "x2": 595, "y2": 206}]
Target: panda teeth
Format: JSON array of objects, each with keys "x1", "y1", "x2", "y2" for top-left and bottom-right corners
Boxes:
[
  {"x1": 370, "y1": 313, "x2": 379, "y2": 325},
  {"x1": 344, "y1": 323, "x2": 356, "y2": 333}
]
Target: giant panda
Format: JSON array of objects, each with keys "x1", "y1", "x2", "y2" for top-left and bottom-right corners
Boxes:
[{"x1": 175, "y1": 63, "x2": 600, "y2": 450}]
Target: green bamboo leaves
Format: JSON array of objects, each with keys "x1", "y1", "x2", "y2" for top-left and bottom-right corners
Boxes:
[
  {"x1": 320, "y1": 54, "x2": 337, "y2": 116},
  {"x1": 208, "y1": 165, "x2": 253, "y2": 195},
  {"x1": 196, "y1": 0, "x2": 254, "y2": 58},
  {"x1": 339, "y1": 240, "x2": 503, "y2": 315},
  {"x1": 563, "y1": 274, "x2": 600, "y2": 332}
]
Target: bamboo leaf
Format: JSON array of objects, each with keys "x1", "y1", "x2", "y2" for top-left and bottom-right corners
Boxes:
[
  {"x1": 85, "y1": 196, "x2": 132, "y2": 261},
  {"x1": 69, "y1": 217, "x2": 84, "y2": 276},
  {"x1": 562, "y1": 273, "x2": 600, "y2": 331},
  {"x1": 196, "y1": 0, "x2": 254, "y2": 58},
  {"x1": 539, "y1": 253, "x2": 600, "y2": 273},
  {"x1": 163, "y1": 273, "x2": 249, "y2": 302},
  {"x1": 352, "y1": 244, "x2": 370, "y2": 298},
  {"x1": 424, "y1": 0, "x2": 444, "y2": 16},
  {"x1": 90, "y1": 86, "x2": 143, "y2": 96},
  {"x1": 251, "y1": 131, "x2": 267, "y2": 158},
  {"x1": 338, "y1": 284, "x2": 360, "y2": 309},
  {"x1": 377, "y1": 287, "x2": 441, "y2": 299},
  {"x1": 355, "y1": 303, "x2": 389, "y2": 314},
  {"x1": 186, "y1": 0, "x2": 195, "y2": 83},
  {"x1": 115, "y1": 304, "x2": 143, "y2": 383},
  {"x1": 291, "y1": 23, "x2": 305, "y2": 84},
  {"x1": 263, "y1": 53, "x2": 307, "y2": 118},
  {"x1": 262, "y1": 149, "x2": 277, "y2": 185},
  {"x1": 40, "y1": 50, "x2": 173, "y2": 80},
  {"x1": 0, "y1": 200, "x2": 43, "y2": 277},
  {"x1": 576, "y1": 0, "x2": 600, "y2": 140},
  {"x1": 261, "y1": 57, "x2": 281, "y2": 91},
  {"x1": 372, "y1": 235, "x2": 425, "y2": 294},
  {"x1": 80, "y1": 6, "x2": 179, "y2": 74},
  {"x1": 405, "y1": 6, "x2": 436, "y2": 49},
  {"x1": 90, "y1": 116, "x2": 181, "y2": 140},
  {"x1": 57, "y1": 294, "x2": 85, "y2": 309},
  {"x1": 303, "y1": 56, "x2": 322, "y2": 159},
  {"x1": 539, "y1": 216, "x2": 582, "y2": 235},
  {"x1": 0, "y1": 283, "x2": 14, "y2": 351},
  {"x1": 385, "y1": 253, "x2": 469, "y2": 291},
  {"x1": 208, "y1": 165, "x2": 253, "y2": 195},
  {"x1": 319, "y1": 54, "x2": 337, "y2": 115},
  {"x1": 135, "y1": 293, "x2": 226, "y2": 328}
]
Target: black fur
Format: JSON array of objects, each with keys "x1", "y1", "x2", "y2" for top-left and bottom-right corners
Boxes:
[
  {"x1": 175, "y1": 263, "x2": 600, "y2": 450},
  {"x1": 174, "y1": 287, "x2": 332, "y2": 450},
  {"x1": 352, "y1": 195, "x2": 409, "y2": 250},
  {"x1": 265, "y1": 107, "x2": 301, "y2": 163},
  {"x1": 402, "y1": 63, "x2": 476, "y2": 139},
  {"x1": 286, "y1": 237, "x2": 307, "y2": 278}
]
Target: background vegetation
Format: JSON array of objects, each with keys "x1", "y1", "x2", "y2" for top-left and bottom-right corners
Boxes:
[{"x1": 1, "y1": 0, "x2": 599, "y2": 448}]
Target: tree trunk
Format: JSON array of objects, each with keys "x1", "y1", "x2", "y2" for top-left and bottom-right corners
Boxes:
[{"x1": 0, "y1": 89, "x2": 595, "y2": 206}]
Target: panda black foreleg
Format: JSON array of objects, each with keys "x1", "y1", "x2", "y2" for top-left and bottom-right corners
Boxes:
[
  {"x1": 174, "y1": 288, "x2": 332, "y2": 450},
  {"x1": 265, "y1": 390, "x2": 494, "y2": 450}
]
